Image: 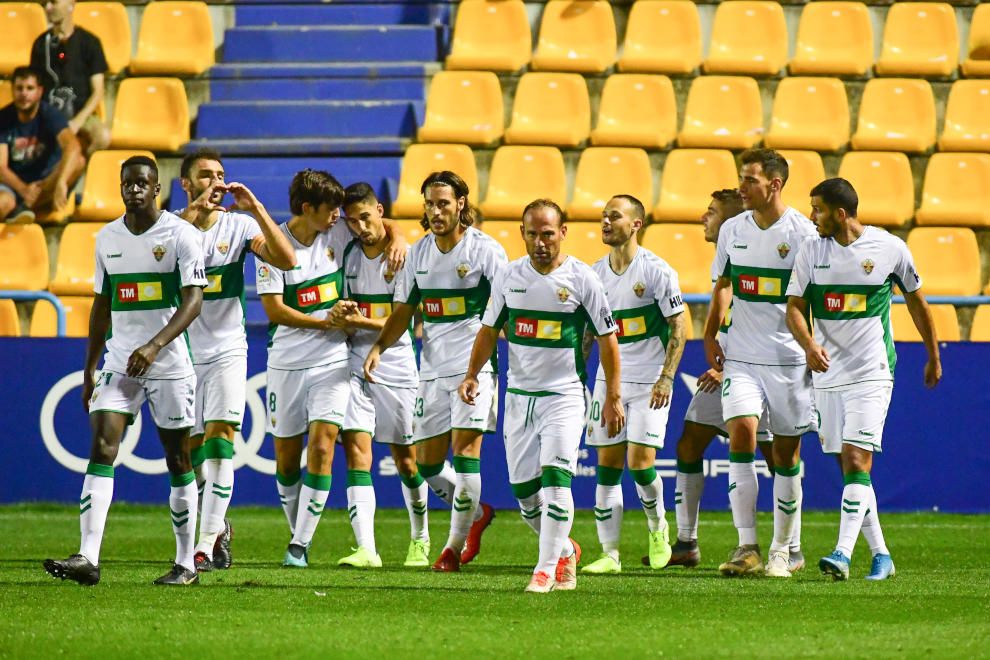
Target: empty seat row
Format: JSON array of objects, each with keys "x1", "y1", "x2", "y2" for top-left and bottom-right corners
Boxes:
[
  {"x1": 0, "y1": 1, "x2": 214, "y2": 76},
  {"x1": 447, "y1": 1, "x2": 990, "y2": 78}
]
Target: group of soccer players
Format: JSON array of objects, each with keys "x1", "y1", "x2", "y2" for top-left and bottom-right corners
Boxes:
[{"x1": 43, "y1": 146, "x2": 942, "y2": 592}]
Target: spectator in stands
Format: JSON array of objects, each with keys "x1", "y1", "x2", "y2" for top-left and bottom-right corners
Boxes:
[
  {"x1": 0, "y1": 66, "x2": 84, "y2": 224},
  {"x1": 30, "y1": 0, "x2": 111, "y2": 156}
]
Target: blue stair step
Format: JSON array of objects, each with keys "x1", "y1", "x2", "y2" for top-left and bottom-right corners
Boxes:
[
  {"x1": 209, "y1": 62, "x2": 434, "y2": 79},
  {"x1": 235, "y1": 4, "x2": 452, "y2": 26},
  {"x1": 222, "y1": 26, "x2": 440, "y2": 63},
  {"x1": 220, "y1": 156, "x2": 401, "y2": 180},
  {"x1": 184, "y1": 137, "x2": 408, "y2": 157},
  {"x1": 209, "y1": 78, "x2": 426, "y2": 102}
]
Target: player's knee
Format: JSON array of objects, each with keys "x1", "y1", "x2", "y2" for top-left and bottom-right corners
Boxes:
[
  {"x1": 89, "y1": 435, "x2": 119, "y2": 464},
  {"x1": 0, "y1": 194, "x2": 14, "y2": 217},
  {"x1": 394, "y1": 454, "x2": 417, "y2": 476}
]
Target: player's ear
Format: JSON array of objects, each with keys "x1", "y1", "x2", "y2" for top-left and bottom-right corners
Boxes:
[{"x1": 376, "y1": 203, "x2": 384, "y2": 218}]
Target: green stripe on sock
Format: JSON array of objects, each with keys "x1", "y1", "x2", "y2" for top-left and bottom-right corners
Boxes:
[
  {"x1": 510, "y1": 477, "x2": 542, "y2": 499},
  {"x1": 190, "y1": 445, "x2": 206, "y2": 468},
  {"x1": 596, "y1": 465, "x2": 624, "y2": 486},
  {"x1": 676, "y1": 459, "x2": 703, "y2": 474},
  {"x1": 86, "y1": 463, "x2": 114, "y2": 478},
  {"x1": 542, "y1": 466, "x2": 572, "y2": 488},
  {"x1": 400, "y1": 472, "x2": 425, "y2": 489},
  {"x1": 417, "y1": 462, "x2": 444, "y2": 478},
  {"x1": 775, "y1": 461, "x2": 801, "y2": 477},
  {"x1": 276, "y1": 471, "x2": 301, "y2": 487},
  {"x1": 631, "y1": 467, "x2": 658, "y2": 486},
  {"x1": 452, "y1": 455, "x2": 481, "y2": 473},
  {"x1": 346, "y1": 470, "x2": 373, "y2": 487},
  {"x1": 728, "y1": 452, "x2": 755, "y2": 463},
  {"x1": 547, "y1": 512, "x2": 569, "y2": 522},
  {"x1": 304, "y1": 472, "x2": 332, "y2": 491},
  {"x1": 520, "y1": 507, "x2": 541, "y2": 519},
  {"x1": 203, "y1": 437, "x2": 234, "y2": 460},
  {"x1": 843, "y1": 471, "x2": 872, "y2": 486},
  {"x1": 169, "y1": 471, "x2": 195, "y2": 488}
]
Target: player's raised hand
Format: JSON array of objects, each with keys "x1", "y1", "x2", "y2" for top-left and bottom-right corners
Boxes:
[
  {"x1": 602, "y1": 391, "x2": 625, "y2": 438},
  {"x1": 363, "y1": 346, "x2": 382, "y2": 383},
  {"x1": 126, "y1": 341, "x2": 162, "y2": 377},
  {"x1": 385, "y1": 236, "x2": 408, "y2": 273},
  {"x1": 224, "y1": 182, "x2": 262, "y2": 214},
  {"x1": 704, "y1": 335, "x2": 725, "y2": 371},
  {"x1": 805, "y1": 342, "x2": 830, "y2": 373},
  {"x1": 189, "y1": 182, "x2": 227, "y2": 215},
  {"x1": 650, "y1": 375, "x2": 674, "y2": 409},
  {"x1": 696, "y1": 368, "x2": 722, "y2": 394},
  {"x1": 458, "y1": 375, "x2": 479, "y2": 405},
  {"x1": 924, "y1": 357, "x2": 942, "y2": 389}
]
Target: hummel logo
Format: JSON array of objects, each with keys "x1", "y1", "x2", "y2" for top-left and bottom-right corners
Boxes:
[
  {"x1": 416, "y1": 270, "x2": 429, "y2": 274},
  {"x1": 732, "y1": 243, "x2": 748, "y2": 249},
  {"x1": 858, "y1": 430, "x2": 876, "y2": 437},
  {"x1": 168, "y1": 416, "x2": 184, "y2": 421},
  {"x1": 345, "y1": 275, "x2": 357, "y2": 279},
  {"x1": 106, "y1": 253, "x2": 122, "y2": 258},
  {"x1": 228, "y1": 410, "x2": 239, "y2": 415},
  {"x1": 509, "y1": 288, "x2": 527, "y2": 293},
  {"x1": 814, "y1": 264, "x2": 831, "y2": 269}
]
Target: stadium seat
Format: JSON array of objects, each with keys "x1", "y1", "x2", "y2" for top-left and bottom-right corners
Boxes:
[
  {"x1": 0, "y1": 225, "x2": 49, "y2": 290},
  {"x1": 76, "y1": 150, "x2": 157, "y2": 222},
  {"x1": 677, "y1": 76, "x2": 763, "y2": 150},
  {"x1": 779, "y1": 150, "x2": 826, "y2": 220},
  {"x1": 110, "y1": 78, "x2": 190, "y2": 152},
  {"x1": 567, "y1": 148, "x2": 654, "y2": 221},
  {"x1": 445, "y1": 0, "x2": 531, "y2": 72},
  {"x1": 417, "y1": 71, "x2": 503, "y2": 146},
  {"x1": 50, "y1": 223, "x2": 105, "y2": 296},
  {"x1": 589, "y1": 74, "x2": 677, "y2": 149},
  {"x1": 480, "y1": 146, "x2": 567, "y2": 221},
  {"x1": 653, "y1": 149, "x2": 738, "y2": 223},
  {"x1": 130, "y1": 1, "x2": 214, "y2": 76},
  {"x1": 938, "y1": 80, "x2": 990, "y2": 152},
  {"x1": 836, "y1": 152, "x2": 914, "y2": 227},
  {"x1": 0, "y1": 3, "x2": 46, "y2": 76},
  {"x1": 961, "y1": 4, "x2": 990, "y2": 77},
  {"x1": 35, "y1": 193, "x2": 77, "y2": 226},
  {"x1": 789, "y1": 2, "x2": 874, "y2": 77},
  {"x1": 640, "y1": 224, "x2": 714, "y2": 295},
  {"x1": 531, "y1": 1, "x2": 616, "y2": 73},
  {"x1": 390, "y1": 144, "x2": 478, "y2": 220},
  {"x1": 0, "y1": 80, "x2": 10, "y2": 108},
  {"x1": 850, "y1": 79, "x2": 936, "y2": 153},
  {"x1": 30, "y1": 296, "x2": 94, "y2": 338},
  {"x1": 915, "y1": 153, "x2": 990, "y2": 227},
  {"x1": 906, "y1": 227, "x2": 982, "y2": 296},
  {"x1": 392, "y1": 220, "x2": 428, "y2": 246},
  {"x1": 617, "y1": 1, "x2": 702, "y2": 75},
  {"x1": 504, "y1": 73, "x2": 590, "y2": 147},
  {"x1": 481, "y1": 221, "x2": 527, "y2": 261},
  {"x1": 74, "y1": 2, "x2": 131, "y2": 74},
  {"x1": 0, "y1": 299, "x2": 19, "y2": 337},
  {"x1": 969, "y1": 305, "x2": 990, "y2": 341},
  {"x1": 764, "y1": 77, "x2": 850, "y2": 152},
  {"x1": 875, "y1": 3, "x2": 959, "y2": 77},
  {"x1": 566, "y1": 224, "x2": 610, "y2": 265},
  {"x1": 703, "y1": 2, "x2": 788, "y2": 76},
  {"x1": 890, "y1": 304, "x2": 960, "y2": 342}
]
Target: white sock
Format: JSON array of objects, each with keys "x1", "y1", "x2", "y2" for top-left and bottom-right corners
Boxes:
[
  {"x1": 728, "y1": 455, "x2": 758, "y2": 546},
  {"x1": 836, "y1": 476, "x2": 873, "y2": 558},
  {"x1": 400, "y1": 474, "x2": 430, "y2": 543},
  {"x1": 78, "y1": 464, "x2": 114, "y2": 565},
  {"x1": 770, "y1": 465, "x2": 802, "y2": 554},
  {"x1": 445, "y1": 457, "x2": 481, "y2": 553},
  {"x1": 346, "y1": 470, "x2": 377, "y2": 554},
  {"x1": 537, "y1": 486, "x2": 574, "y2": 576},
  {"x1": 196, "y1": 450, "x2": 234, "y2": 556},
  {"x1": 790, "y1": 499, "x2": 803, "y2": 554},
  {"x1": 517, "y1": 490, "x2": 544, "y2": 536},
  {"x1": 675, "y1": 463, "x2": 704, "y2": 543},
  {"x1": 594, "y1": 483, "x2": 623, "y2": 556},
  {"x1": 420, "y1": 461, "x2": 455, "y2": 505},
  {"x1": 169, "y1": 472, "x2": 199, "y2": 572},
  {"x1": 291, "y1": 473, "x2": 331, "y2": 548},
  {"x1": 192, "y1": 446, "x2": 206, "y2": 509},
  {"x1": 860, "y1": 485, "x2": 889, "y2": 556},
  {"x1": 633, "y1": 468, "x2": 665, "y2": 534},
  {"x1": 276, "y1": 472, "x2": 301, "y2": 536}
]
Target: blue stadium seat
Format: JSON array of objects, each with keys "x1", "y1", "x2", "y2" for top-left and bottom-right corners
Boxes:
[{"x1": 222, "y1": 26, "x2": 439, "y2": 63}]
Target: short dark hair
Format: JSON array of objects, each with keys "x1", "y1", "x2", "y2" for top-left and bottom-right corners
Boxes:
[
  {"x1": 343, "y1": 182, "x2": 379, "y2": 210},
  {"x1": 522, "y1": 198, "x2": 566, "y2": 225},
  {"x1": 289, "y1": 169, "x2": 344, "y2": 216},
  {"x1": 810, "y1": 177, "x2": 859, "y2": 218},
  {"x1": 11, "y1": 66, "x2": 42, "y2": 87},
  {"x1": 420, "y1": 170, "x2": 472, "y2": 230},
  {"x1": 180, "y1": 148, "x2": 223, "y2": 179},
  {"x1": 121, "y1": 155, "x2": 158, "y2": 179},
  {"x1": 610, "y1": 194, "x2": 645, "y2": 221},
  {"x1": 740, "y1": 148, "x2": 789, "y2": 186},
  {"x1": 711, "y1": 188, "x2": 744, "y2": 218}
]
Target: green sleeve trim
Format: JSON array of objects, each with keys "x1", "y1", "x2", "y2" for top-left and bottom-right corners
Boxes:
[
  {"x1": 843, "y1": 470, "x2": 872, "y2": 486},
  {"x1": 728, "y1": 451, "x2": 755, "y2": 463},
  {"x1": 630, "y1": 466, "x2": 658, "y2": 486},
  {"x1": 304, "y1": 472, "x2": 332, "y2": 491},
  {"x1": 86, "y1": 463, "x2": 114, "y2": 478},
  {"x1": 452, "y1": 455, "x2": 481, "y2": 473},
  {"x1": 541, "y1": 466, "x2": 573, "y2": 488},
  {"x1": 774, "y1": 461, "x2": 801, "y2": 477},
  {"x1": 676, "y1": 459, "x2": 704, "y2": 474},
  {"x1": 416, "y1": 462, "x2": 445, "y2": 478},
  {"x1": 346, "y1": 470, "x2": 373, "y2": 487},
  {"x1": 510, "y1": 477, "x2": 542, "y2": 499},
  {"x1": 596, "y1": 465, "x2": 624, "y2": 486},
  {"x1": 203, "y1": 437, "x2": 234, "y2": 460},
  {"x1": 276, "y1": 471, "x2": 301, "y2": 486},
  {"x1": 169, "y1": 471, "x2": 196, "y2": 488}
]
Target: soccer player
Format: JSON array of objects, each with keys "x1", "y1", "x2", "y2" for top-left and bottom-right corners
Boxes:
[
  {"x1": 177, "y1": 148, "x2": 297, "y2": 571},
  {"x1": 365, "y1": 171, "x2": 505, "y2": 572},
  {"x1": 460, "y1": 198, "x2": 622, "y2": 593},
  {"x1": 785, "y1": 178, "x2": 941, "y2": 581},
  {"x1": 703, "y1": 148, "x2": 817, "y2": 578},
  {"x1": 43, "y1": 156, "x2": 207, "y2": 586},
  {"x1": 580, "y1": 195, "x2": 686, "y2": 574}
]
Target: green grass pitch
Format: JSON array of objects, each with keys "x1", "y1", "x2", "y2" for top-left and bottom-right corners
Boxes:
[{"x1": 2, "y1": 505, "x2": 988, "y2": 658}]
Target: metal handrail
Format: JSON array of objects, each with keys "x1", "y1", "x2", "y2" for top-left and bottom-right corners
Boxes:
[{"x1": 0, "y1": 291, "x2": 67, "y2": 337}]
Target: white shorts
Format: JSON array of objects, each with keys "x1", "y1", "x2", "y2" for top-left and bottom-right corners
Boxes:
[
  {"x1": 504, "y1": 391, "x2": 585, "y2": 485},
  {"x1": 721, "y1": 361, "x2": 813, "y2": 437},
  {"x1": 414, "y1": 373, "x2": 498, "y2": 442},
  {"x1": 815, "y1": 382, "x2": 893, "y2": 454},
  {"x1": 265, "y1": 362, "x2": 349, "y2": 438},
  {"x1": 89, "y1": 370, "x2": 196, "y2": 430},
  {"x1": 586, "y1": 381, "x2": 670, "y2": 449},
  {"x1": 684, "y1": 388, "x2": 773, "y2": 441},
  {"x1": 343, "y1": 375, "x2": 417, "y2": 445},
  {"x1": 192, "y1": 354, "x2": 247, "y2": 436}
]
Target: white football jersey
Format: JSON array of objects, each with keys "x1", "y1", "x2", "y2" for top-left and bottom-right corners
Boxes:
[
  {"x1": 592, "y1": 247, "x2": 684, "y2": 384},
  {"x1": 93, "y1": 211, "x2": 207, "y2": 378},
  {"x1": 256, "y1": 221, "x2": 351, "y2": 371},
  {"x1": 786, "y1": 226, "x2": 922, "y2": 390},
  {"x1": 342, "y1": 239, "x2": 418, "y2": 388},
  {"x1": 484, "y1": 256, "x2": 616, "y2": 397},
  {"x1": 394, "y1": 227, "x2": 508, "y2": 380},
  {"x1": 714, "y1": 208, "x2": 817, "y2": 366}
]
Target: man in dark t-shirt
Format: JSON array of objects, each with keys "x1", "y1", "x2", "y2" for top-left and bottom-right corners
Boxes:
[
  {"x1": 30, "y1": 0, "x2": 110, "y2": 155},
  {"x1": 0, "y1": 67, "x2": 83, "y2": 224}
]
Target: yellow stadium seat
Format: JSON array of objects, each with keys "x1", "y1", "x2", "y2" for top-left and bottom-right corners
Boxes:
[
  {"x1": 531, "y1": 1, "x2": 616, "y2": 73},
  {"x1": 765, "y1": 77, "x2": 850, "y2": 152},
  {"x1": 890, "y1": 304, "x2": 960, "y2": 343},
  {"x1": 77, "y1": 150, "x2": 157, "y2": 222},
  {"x1": 504, "y1": 73, "x2": 590, "y2": 147},
  {"x1": 640, "y1": 224, "x2": 714, "y2": 295},
  {"x1": 969, "y1": 305, "x2": 990, "y2": 341},
  {"x1": 417, "y1": 71, "x2": 503, "y2": 146},
  {"x1": 875, "y1": 3, "x2": 958, "y2": 78},
  {"x1": 480, "y1": 146, "x2": 567, "y2": 221},
  {"x1": 618, "y1": 1, "x2": 702, "y2": 75},
  {"x1": 915, "y1": 153, "x2": 990, "y2": 227},
  {"x1": 590, "y1": 74, "x2": 677, "y2": 149},
  {"x1": 677, "y1": 76, "x2": 763, "y2": 150},
  {"x1": 837, "y1": 152, "x2": 914, "y2": 227},
  {"x1": 30, "y1": 295, "x2": 94, "y2": 338},
  {"x1": 0, "y1": 299, "x2": 19, "y2": 337},
  {"x1": 35, "y1": 193, "x2": 77, "y2": 226},
  {"x1": 50, "y1": 223, "x2": 106, "y2": 296},
  {"x1": 392, "y1": 220, "x2": 428, "y2": 246},
  {"x1": 566, "y1": 224, "x2": 610, "y2": 266},
  {"x1": 130, "y1": 1, "x2": 214, "y2": 75},
  {"x1": 789, "y1": 2, "x2": 874, "y2": 77},
  {"x1": 703, "y1": 1, "x2": 788, "y2": 76},
  {"x1": 906, "y1": 227, "x2": 982, "y2": 296},
  {"x1": 0, "y1": 3, "x2": 46, "y2": 76},
  {"x1": 446, "y1": 0, "x2": 531, "y2": 72},
  {"x1": 961, "y1": 4, "x2": 990, "y2": 77},
  {"x1": 390, "y1": 144, "x2": 478, "y2": 220},
  {"x1": 653, "y1": 149, "x2": 738, "y2": 223},
  {"x1": 75, "y1": 2, "x2": 132, "y2": 75},
  {"x1": 938, "y1": 80, "x2": 990, "y2": 152},
  {"x1": 0, "y1": 80, "x2": 11, "y2": 108},
  {"x1": 850, "y1": 78, "x2": 936, "y2": 153},
  {"x1": 0, "y1": 225, "x2": 49, "y2": 290},
  {"x1": 567, "y1": 148, "x2": 654, "y2": 222},
  {"x1": 110, "y1": 78, "x2": 189, "y2": 152},
  {"x1": 481, "y1": 221, "x2": 527, "y2": 262},
  {"x1": 779, "y1": 150, "x2": 826, "y2": 220}
]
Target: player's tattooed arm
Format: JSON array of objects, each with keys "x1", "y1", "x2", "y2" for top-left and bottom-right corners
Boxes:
[
  {"x1": 652, "y1": 311, "x2": 686, "y2": 409},
  {"x1": 459, "y1": 324, "x2": 499, "y2": 405},
  {"x1": 127, "y1": 286, "x2": 204, "y2": 378},
  {"x1": 785, "y1": 295, "x2": 829, "y2": 373},
  {"x1": 703, "y1": 276, "x2": 732, "y2": 371},
  {"x1": 82, "y1": 293, "x2": 111, "y2": 410},
  {"x1": 364, "y1": 301, "x2": 417, "y2": 383},
  {"x1": 903, "y1": 289, "x2": 942, "y2": 388}
]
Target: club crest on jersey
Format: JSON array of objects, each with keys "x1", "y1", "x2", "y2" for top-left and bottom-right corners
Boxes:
[
  {"x1": 777, "y1": 242, "x2": 791, "y2": 259},
  {"x1": 384, "y1": 269, "x2": 395, "y2": 283},
  {"x1": 557, "y1": 287, "x2": 570, "y2": 303},
  {"x1": 326, "y1": 247, "x2": 335, "y2": 261},
  {"x1": 152, "y1": 244, "x2": 166, "y2": 262},
  {"x1": 862, "y1": 259, "x2": 875, "y2": 275},
  {"x1": 217, "y1": 241, "x2": 230, "y2": 255},
  {"x1": 456, "y1": 263, "x2": 470, "y2": 279},
  {"x1": 633, "y1": 281, "x2": 646, "y2": 298}
]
